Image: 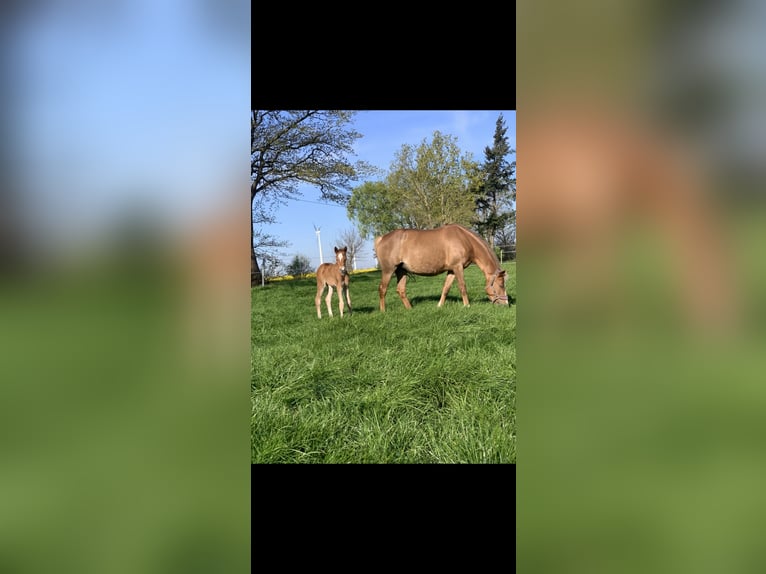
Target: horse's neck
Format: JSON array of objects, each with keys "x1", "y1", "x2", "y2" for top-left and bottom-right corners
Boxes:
[
  {"x1": 331, "y1": 262, "x2": 346, "y2": 277},
  {"x1": 468, "y1": 235, "x2": 499, "y2": 277}
]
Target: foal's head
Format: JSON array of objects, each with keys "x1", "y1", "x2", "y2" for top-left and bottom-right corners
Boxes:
[{"x1": 334, "y1": 246, "x2": 349, "y2": 275}]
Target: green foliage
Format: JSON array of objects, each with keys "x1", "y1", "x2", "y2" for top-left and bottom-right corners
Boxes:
[
  {"x1": 346, "y1": 181, "x2": 411, "y2": 239},
  {"x1": 347, "y1": 131, "x2": 479, "y2": 236},
  {"x1": 251, "y1": 110, "x2": 373, "y2": 203},
  {"x1": 251, "y1": 263, "x2": 516, "y2": 463},
  {"x1": 387, "y1": 131, "x2": 478, "y2": 229}
]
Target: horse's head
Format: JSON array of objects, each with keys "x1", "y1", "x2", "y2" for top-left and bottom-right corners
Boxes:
[
  {"x1": 334, "y1": 246, "x2": 349, "y2": 275},
  {"x1": 487, "y1": 269, "x2": 509, "y2": 305}
]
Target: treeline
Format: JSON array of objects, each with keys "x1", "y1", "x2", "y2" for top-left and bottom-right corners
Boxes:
[
  {"x1": 347, "y1": 115, "x2": 515, "y2": 256},
  {"x1": 251, "y1": 111, "x2": 515, "y2": 285}
]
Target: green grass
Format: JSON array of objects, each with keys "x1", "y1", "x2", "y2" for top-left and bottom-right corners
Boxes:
[{"x1": 251, "y1": 262, "x2": 516, "y2": 463}]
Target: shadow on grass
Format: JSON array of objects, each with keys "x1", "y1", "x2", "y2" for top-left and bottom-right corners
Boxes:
[
  {"x1": 346, "y1": 305, "x2": 377, "y2": 314},
  {"x1": 407, "y1": 294, "x2": 460, "y2": 306},
  {"x1": 405, "y1": 294, "x2": 517, "y2": 307}
]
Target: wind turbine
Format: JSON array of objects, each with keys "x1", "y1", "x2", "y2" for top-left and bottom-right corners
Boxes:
[{"x1": 313, "y1": 224, "x2": 323, "y2": 264}]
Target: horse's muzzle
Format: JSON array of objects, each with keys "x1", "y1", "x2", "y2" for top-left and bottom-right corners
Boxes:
[{"x1": 492, "y1": 295, "x2": 510, "y2": 305}]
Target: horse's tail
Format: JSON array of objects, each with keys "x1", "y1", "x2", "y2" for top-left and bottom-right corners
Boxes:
[{"x1": 373, "y1": 235, "x2": 382, "y2": 257}]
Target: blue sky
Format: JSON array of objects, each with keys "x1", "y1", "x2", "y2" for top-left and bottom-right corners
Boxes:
[
  {"x1": 259, "y1": 110, "x2": 516, "y2": 271},
  {"x1": 11, "y1": 0, "x2": 249, "y2": 250}
]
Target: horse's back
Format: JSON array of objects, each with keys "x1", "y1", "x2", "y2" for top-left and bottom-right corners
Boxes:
[{"x1": 376, "y1": 225, "x2": 477, "y2": 275}]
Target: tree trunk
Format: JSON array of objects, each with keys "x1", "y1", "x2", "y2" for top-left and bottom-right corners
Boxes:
[
  {"x1": 251, "y1": 251, "x2": 262, "y2": 286},
  {"x1": 251, "y1": 204, "x2": 262, "y2": 286}
]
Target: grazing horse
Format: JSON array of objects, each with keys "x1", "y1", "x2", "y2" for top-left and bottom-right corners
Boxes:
[
  {"x1": 315, "y1": 246, "x2": 352, "y2": 318},
  {"x1": 374, "y1": 224, "x2": 509, "y2": 312}
]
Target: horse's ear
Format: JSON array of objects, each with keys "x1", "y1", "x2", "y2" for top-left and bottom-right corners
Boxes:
[
  {"x1": 490, "y1": 269, "x2": 506, "y2": 287},
  {"x1": 334, "y1": 246, "x2": 339, "y2": 253}
]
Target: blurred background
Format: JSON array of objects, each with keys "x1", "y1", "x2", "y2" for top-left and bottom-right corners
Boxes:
[
  {"x1": 0, "y1": 1, "x2": 250, "y2": 572},
  {"x1": 517, "y1": 0, "x2": 766, "y2": 572},
  {"x1": 8, "y1": 0, "x2": 766, "y2": 569}
]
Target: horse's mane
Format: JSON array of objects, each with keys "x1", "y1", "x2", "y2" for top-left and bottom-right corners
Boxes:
[{"x1": 453, "y1": 225, "x2": 501, "y2": 269}]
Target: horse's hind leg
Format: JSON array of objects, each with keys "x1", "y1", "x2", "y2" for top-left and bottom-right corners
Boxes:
[
  {"x1": 438, "y1": 272, "x2": 456, "y2": 307},
  {"x1": 379, "y1": 269, "x2": 394, "y2": 312},
  {"x1": 395, "y1": 267, "x2": 412, "y2": 309},
  {"x1": 325, "y1": 285, "x2": 335, "y2": 317}
]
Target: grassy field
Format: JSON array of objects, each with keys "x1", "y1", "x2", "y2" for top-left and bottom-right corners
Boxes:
[{"x1": 251, "y1": 262, "x2": 516, "y2": 463}]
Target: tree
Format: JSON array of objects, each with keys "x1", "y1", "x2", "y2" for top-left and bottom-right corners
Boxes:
[
  {"x1": 260, "y1": 253, "x2": 285, "y2": 282},
  {"x1": 474, "y1": 113, "x2": 516, "y2": 249},
  {"x1": 335, "y1": 227, "x2": 365, "y2": 271},
  {"x1": 347, "y1": 131, "x2": 477, "y2": 236},
  {"x1": 346, "y1": 181, "x2": 413, "y2": 239},
  {"x1": 252, "y1": 192, "x2": 290, "y2": 281},
  {"x1": 251, "y1": 110, "x2": 372, "y2": 285},
  {"x1": 286, "y1": 254, "x2": 312, "y2": 278},
  {"x1": 387, "y1": 131, "x2": 478, "y2": 230}
]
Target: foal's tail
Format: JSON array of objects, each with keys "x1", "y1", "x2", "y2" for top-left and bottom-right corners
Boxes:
[{"x1": 373, "y1": 235, "x2": 382, "y2": 258}]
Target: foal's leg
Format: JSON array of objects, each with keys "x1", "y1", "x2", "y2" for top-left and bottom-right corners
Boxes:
[
  {"x1": 316, "y1": 281, "x2": 325, "y2": 318},
  {"x1": 343, "y1": 275, "x2": 352, "y2": 314},
  {"x1": 395, "y1": 267, "x2": 412, "y2": 309},
  {"x1": 453, "y1": 266, "x2": 470, "y2": 306},
  {"x1": 438, "y1": 271, "x2": 456, "y2": 307},
  {"x1": 337, "y1": 280, "x2": 345, "y2": 318},
  {"x1": 325, "y1": 285, "x2": 335, "y2": 317}
]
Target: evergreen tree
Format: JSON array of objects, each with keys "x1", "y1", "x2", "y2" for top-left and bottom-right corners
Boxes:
[{"x1": 475, "y1": 113, "x2": 515, "y2": 248}]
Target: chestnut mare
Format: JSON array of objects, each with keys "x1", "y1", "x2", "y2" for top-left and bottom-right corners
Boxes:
[
  {"x1": 374, "y1": 224, "x2": 509, "y2": 312},
  {"x1": 315, "y1": 246, "x2": 352, "y2": 318}
]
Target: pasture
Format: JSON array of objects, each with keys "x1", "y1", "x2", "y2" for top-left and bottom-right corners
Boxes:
[{"x1": 251, "y1": 262, "x2": 516, "y2": 463}]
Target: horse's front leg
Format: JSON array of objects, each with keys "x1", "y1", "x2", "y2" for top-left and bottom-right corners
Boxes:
[
  {"x1": 438, "y1": 272, "x2": 456, "y2": 307},
  {"x1": 453, "y1": 267, "x2": 470, "y2": 306},
  {"x1": 325, "y1": 285, "x2": 334, "y2": 317},
  {"x1": 316, "y1": 282, "x2": 324, "y2": 318}
]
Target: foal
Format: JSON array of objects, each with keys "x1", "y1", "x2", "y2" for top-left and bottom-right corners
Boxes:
[{"x1": 315, "y1": 246, "x2": 352, "y2": 318}]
